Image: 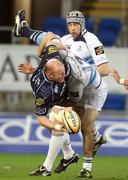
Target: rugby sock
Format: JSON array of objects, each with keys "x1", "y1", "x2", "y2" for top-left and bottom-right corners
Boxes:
[
  {"x1": 19, "y1": 27, "x2": 46, "y2": 45},
  {"x1": 83, "y1": 157, "x2": 92, "y2": 172},
  {"x1": 61, "y1": 133, "x2": 74, "y2": 160},
  {"x1": 19, "y1": 27, "x2": 35, "y2": 38},
  {"x1": 30, "y1": 31, "x2": 46, "y2": 44},
  {"x1": 93, "y1": 128, "x2": 100, "y2": 143},
  {"x1": 43, "y1": 134, "x2": 64, "y2": 171}
]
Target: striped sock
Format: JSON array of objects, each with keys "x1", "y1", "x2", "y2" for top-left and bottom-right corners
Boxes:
[
  {"x1": 93, "y1": 129, "x2": 100, "y2": 143},
  {"x1": 83, "y1": 157, "x2": 93, "y2": 172}
]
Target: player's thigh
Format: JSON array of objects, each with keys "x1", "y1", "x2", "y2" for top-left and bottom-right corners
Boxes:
[
  {"x1": 84, "y1": 108, "x2": 99, "y2": 122},
  {"x1": 73, "y1": 106, "x2": 98, "y2": 131}
]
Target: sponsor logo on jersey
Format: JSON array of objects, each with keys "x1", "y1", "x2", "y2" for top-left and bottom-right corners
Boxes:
[
  {"x1": 48, "y1": 45, "x2": 58, "y2": 54},
  {"x1": 76, "y1": 45, "x2": 82, "y2": 52},
  {"x1": 35, "y1": 98, "x2": 45, "y2": 106},
  {"x1": 94, "y1": 46, "x2": 104, "y2": 55}
]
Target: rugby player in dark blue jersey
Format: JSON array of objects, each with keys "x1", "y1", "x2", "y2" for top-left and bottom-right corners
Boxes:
[{"x1": 17, "y1": 43, "x2": 79, "y2": 176}]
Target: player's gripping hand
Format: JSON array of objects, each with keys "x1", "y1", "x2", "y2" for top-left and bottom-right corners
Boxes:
[{"x1": 54, "y1": 123, "x2": 68, "y2": 133}]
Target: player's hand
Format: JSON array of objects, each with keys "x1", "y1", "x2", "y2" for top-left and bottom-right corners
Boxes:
[
  {"x1": 54, "y1": 123, "x2": 68, "y2": 133},
  {"x1": 109, "y1": 68, "x2": 121, "y2": 83},
  {"x1": 17, "y1": 63, "x2": 36, "y2": 74},
  {"x1": 125, "y1": 85, "x2": 128, "y2": 90}
]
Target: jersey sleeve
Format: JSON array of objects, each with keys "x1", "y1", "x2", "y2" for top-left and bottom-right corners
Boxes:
[
  {"x1": 85, "y1": 32, "x2": 108, "y2": 66},
  {"x1": 34, "y1": 98, "x2": 49, "y2": 116},
  {"x1": 61, "y1": 34, "x2": 72, "y2": 46}
]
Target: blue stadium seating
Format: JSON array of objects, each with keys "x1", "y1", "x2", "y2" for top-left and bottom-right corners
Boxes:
[
  {"x1": 85, "y1": 17, "x2": 94, "y2": 32},
  {"x1": 97, "y1": 18, "x2": 121, "y2": 46},
  {"x1": 43, "y1": 16, "x2": 67, "y2": 37},
  {"x1": 103, "y1": 94, "x2": 126, "y2": 110}
]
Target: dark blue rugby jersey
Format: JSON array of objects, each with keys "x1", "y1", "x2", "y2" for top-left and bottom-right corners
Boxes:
[{"x1": 30, "y1": 68, "x2": 66, "y2": 116}]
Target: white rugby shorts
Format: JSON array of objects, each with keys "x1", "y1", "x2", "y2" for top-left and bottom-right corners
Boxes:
[{"x1": 75, "y1": 79, "x2": 108, "y2": 111}]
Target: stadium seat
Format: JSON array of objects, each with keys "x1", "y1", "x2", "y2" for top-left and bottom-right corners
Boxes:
[
  {"x1": 43, "y1": 16, "x2": 67, "y2": 37},
  {"x1": 103, "y1": 94, "x2": 126, "y2": 110},
  {"x1": 96, "y1": 18, "x2": 121, "y2": 46},
  {"x1": 85, "y1": 17, "x2": 94, "y2": 32}
]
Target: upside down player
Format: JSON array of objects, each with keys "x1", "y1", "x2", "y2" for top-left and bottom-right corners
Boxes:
[
  {"x1": 16, "y1": 29, "x2": 108, "y2": 177},
  {"x1": 17, "y1": 43, "x2": 79, "y2": 176}
]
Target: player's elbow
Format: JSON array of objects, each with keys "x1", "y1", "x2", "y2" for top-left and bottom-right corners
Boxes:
[
  {"x1": 97, "y1": 63, "x2": 110, "y2": 77},
  {"x1": 100, "y1": 69, "x2": 110, "y2": 76}
]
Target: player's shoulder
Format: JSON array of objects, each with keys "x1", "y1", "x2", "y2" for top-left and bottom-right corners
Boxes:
[
  {"x1": 83, "y1": 30, "x2": 99, "y2": 41},
  {"x1": 83, "y1": 30, "x2": 102, "y2": 46},
  {"x1": 61, "y1": 34, "x2": 72, "y2": 41}
]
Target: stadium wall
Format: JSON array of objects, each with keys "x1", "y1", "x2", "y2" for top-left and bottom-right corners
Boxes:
[
  {"x1": 0, "y1": 114, "x2": 127, "y2": 156},
  {"x1": 0, "y1": 45, "x2": 128, "y2": 93}
]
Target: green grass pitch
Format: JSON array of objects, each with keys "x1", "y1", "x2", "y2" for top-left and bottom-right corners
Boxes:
[{"x1": 0, "y1": 154, "x2": 128, "y2": 180}]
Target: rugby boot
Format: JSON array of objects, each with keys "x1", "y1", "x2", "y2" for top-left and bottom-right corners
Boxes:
[{"x1": 54, "y1": 153, "x2": 79, "y2": 173}]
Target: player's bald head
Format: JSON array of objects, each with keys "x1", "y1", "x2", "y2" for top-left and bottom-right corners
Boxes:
[
  {"x1": 45, "y1": 59, "x2": 64, "y2": 72},
  {"x1": 45, "y1": 59, "x2": 65, "y2": 83}
]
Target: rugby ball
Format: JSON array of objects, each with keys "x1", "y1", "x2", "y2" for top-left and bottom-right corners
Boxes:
[{"x1": 62, "y1": 110, "x2": 81, "y2": 134}]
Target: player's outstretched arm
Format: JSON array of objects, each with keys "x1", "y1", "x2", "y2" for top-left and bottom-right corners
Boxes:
[
  {"x1": 17, "y1": 63, "x2": 37, "y2": 74},
  {"x1": 37, "y1": 115, "x2": 67, "y2": 132},
  {"x1": 110, "y1": 68, "x2": 128, "y2": 87},
  {"x1": 109, "y1": 68, "x2": 121, "y2": 83}
]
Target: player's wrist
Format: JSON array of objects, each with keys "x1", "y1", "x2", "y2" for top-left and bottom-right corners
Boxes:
[
  {"x1": 119, "y1": 78, "x2": 125, "y2": 85},
  {"x1": 31, "y1": 66, "x2": 37, "y2": 73}
]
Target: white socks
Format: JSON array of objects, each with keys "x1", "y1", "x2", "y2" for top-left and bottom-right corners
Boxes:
[
  {"x1": 43, "y1": 133, "x2": 74, "y2": 171},
  {"x1": 43, "y1": 134, "x2": 63, "y2": 171},
  {"x1": 62, "y1": 133, "x2": 74, "y2": 160},
  {"x1": 93, "y1": 128, "x2": 100, "y2": 143},
  {"x1": 83, "y1": 157, "x2": 93, "y2": 172}
]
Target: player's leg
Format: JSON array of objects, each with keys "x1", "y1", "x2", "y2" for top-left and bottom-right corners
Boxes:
[
  {"x1": 92, "y1": 124, "x2": 107, "y2": 157},
  {"x1": 29, "y1": 133, "x2": 64, "y2": 176},
  {"x1": 76, "y1": 81, "x2": 108, "y2": 178},
  {"x1": 91, "y1": 80, "x2": 108, "y2": 157},
  {"x1": 29, "y1": 132, "x2": 79, "y2": 176},
  {"x1": 80, "y1": 84, "x2": 107, "y2": 158},
  {"x1": 75, "y1": 107, "x2": 96, "y2": 178},
  {"x1": 30, "y1": 106, "x2": 79, "y2": 176},
  {"x1": 54, "y1": 133, "x2": 79, "y2": 173},
  {"x1": 14, "y1": 9, "x2": 46, "y2": 44}
]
